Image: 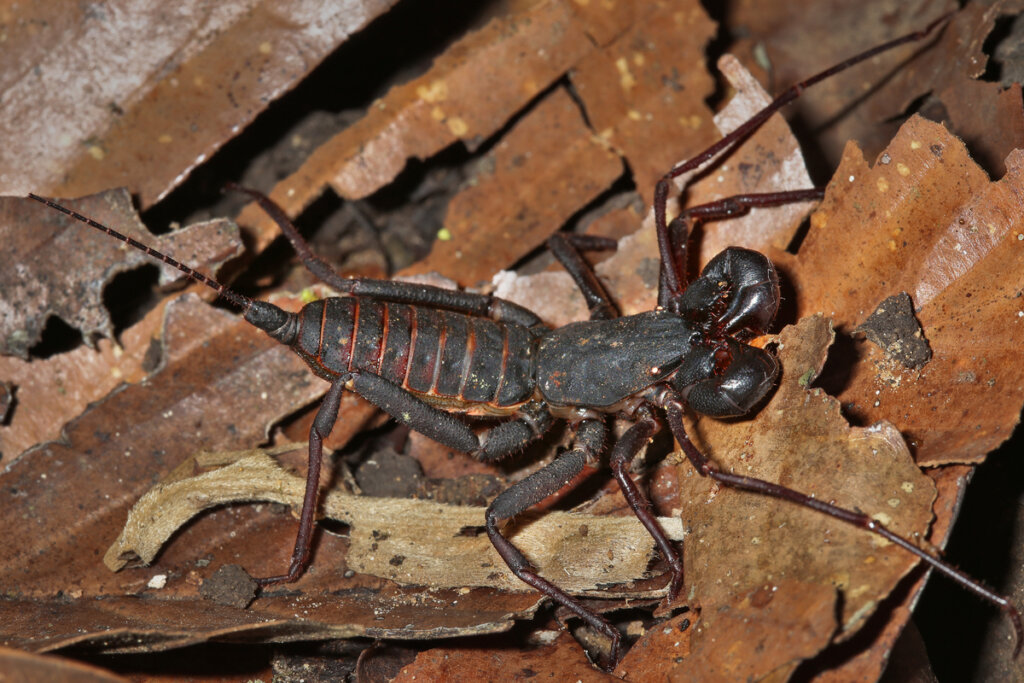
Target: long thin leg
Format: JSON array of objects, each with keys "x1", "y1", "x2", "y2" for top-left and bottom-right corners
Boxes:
[
  {"x1": 260, "y1": 374, "x2": 555, "y2": 586},
  {"x1": 484, "y1": 420, "x2": 621, "y2": 666},
  {"x1": 657, "y1": 394, "x2": 1023, "y2": 655},
  {"x1": 228, "y1": 185, "x2": 545, "y2": 329},
  {"x1": 547, "y1": 233, "x2": 620, "y2": 320},
  {"x1": 608, "y1": 406, "x2": 683, "y2": 601},
  {"x1": 350, "y1": 371, "x2": 552, "y2": 462},
  {"x1": 344, "y1": 277, "x2": 545, "y2": 329},
  {"x1": 653, "y1": 12, "x2": 952, "y2": 304},
  {"x1": 257, "y1": 378, "x2": 346, "y2": 585}
]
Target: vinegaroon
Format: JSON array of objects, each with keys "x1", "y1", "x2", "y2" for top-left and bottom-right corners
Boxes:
[{"x1": 29, "y1": 10, "x2": 1022, "y2": 671}]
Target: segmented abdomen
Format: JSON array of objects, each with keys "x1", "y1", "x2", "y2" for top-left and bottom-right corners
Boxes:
[{"x1": 293, "y1": 297, "x2": 536, "y2": 412}]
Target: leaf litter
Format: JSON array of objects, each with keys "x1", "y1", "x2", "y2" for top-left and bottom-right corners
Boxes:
[{"x1": 1, "y1": 0, "x2": 1023, "y2": 680}]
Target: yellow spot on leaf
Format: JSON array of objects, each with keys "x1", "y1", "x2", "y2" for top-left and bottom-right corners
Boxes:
[
  {"x1": 810, "y1": 211, "x2": 829, "y2": 231},
  {"x1": 615, "y1": 57, "x2": 635, "y2": 90},
  {"x1": 417, "y1": 80, "x2": 448, "y2": 103},
  {"x1": 679, "y1": 114, "x2": 702, "y2": 129},
  {"x1": 446, "y1": 116, "x2": 468, "y2": 137}
]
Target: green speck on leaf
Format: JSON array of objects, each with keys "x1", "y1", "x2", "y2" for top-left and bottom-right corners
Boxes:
[
  {"x1": 437, "y1": 228, "x2": 452, "y2": 241},
  {"x1": 798, "y1": 368, "x2": 816, "y2": 387}
]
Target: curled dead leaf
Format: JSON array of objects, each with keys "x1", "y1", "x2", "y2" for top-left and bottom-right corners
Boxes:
[{"x1": 106, "y1": 446, "x2": 684, "y2": 595}]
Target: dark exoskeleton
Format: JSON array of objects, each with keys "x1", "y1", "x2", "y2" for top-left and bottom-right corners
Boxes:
[{"x1": 29, "y1": 10, "x2": 1022, "y2": 671}]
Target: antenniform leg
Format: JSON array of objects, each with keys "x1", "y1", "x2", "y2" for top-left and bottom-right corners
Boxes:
[
  {"x1": 653, "y1": 11, "x2": 953, "y2": 305},
  {"x1": 229, "y1": 185, "x2": 546, "y2": 329}
]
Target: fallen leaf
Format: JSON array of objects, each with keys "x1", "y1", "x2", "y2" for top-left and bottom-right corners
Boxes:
[
  {"x1": 0, "y1": 0, "x2": 399, "y2": 206},
  {"x1": 400, "y1": 88, "x2": 623, "y2": 286},
  {"x1": 394, "y1": 631, "x2": 609, "y2": 682},
  {"x1": 236, "y1": 0, "x2": 686, "y2": 253},
  {"x1": 679, "y1": 317, "x2": 937, "y2": 666},
  {"x1": 0, "y1": 190, "x2": 241, "y2": 359},
  {"x1": 626, "y1": 581, "x2": 836, "y2": 682},
  {"x1": 105, "y1": 447, "x2": 684, "y2": 595},
  {"x1": 0, "y1": 647, "x2": 128, "y2": 683},
  {"x1": 792, "y1": 116, "x2": 1024, "y2": 465},
  {"x1": 2, "y1": 1, "x2": 1021, "y2": 680}
]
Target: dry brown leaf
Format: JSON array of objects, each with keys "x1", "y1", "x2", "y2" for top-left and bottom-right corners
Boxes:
[
  {"x1": 725, "y1": 0, "x2": 960, "y2": 171},
  {"x1": 791, "y1": 116, "x2": 1024, "y2": 466},
  {"x1": 393, "y1": 631, "x2": 610, "y2": 682},
  {"x1": 0, "y1": 192, "x2": 243, "y2": 459},
  {"x1": 727, "y1": 0, "x2": 1024, "y2": 177},
  {"x1": 802, "y1": 466, "x2": 971, "y2": 683},
  {"x1": 625, "y1": 581, "x2": 836, "y2": 682},
  {"x1": 237, "y1": 0, "x2": 674, "y2": 252},
  {"x1": 0, "y1": 190, "x2": 241, "y2": 358},
  {"x1": 104, "y1": 447, "x2": 684, "y2": 594},
  {"x1": 0, "y1": 0, "x2": 397, "y2": 207},
  {"x1": 679, "y1": 316, "x2": 935, "y2": 652},
  {"x1": 2, "y1": 1, "x2": 1022, "y2": 680},
  {"x1": 320, "y1": 2, "x2": 600, "y2": 200},
  {"x1": 0, "y1": 301, "x2": 165, "y2": 460},
  {"x1": 0, "y1": 588, "x2": 543, "y2": 656},
  {"x1": 0, "y1": 647, "x2": 128, "y2": 683},
  {"x1": 567, "y1": 1, "x2": 718, "y2": 207},
  {"x1": 400, "y1": 88, "x2": 623, "y2": 286}
]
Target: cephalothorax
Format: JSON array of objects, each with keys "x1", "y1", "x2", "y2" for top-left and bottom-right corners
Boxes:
[{"x1": 29, "y1": 10, "x2": 1021, "y2": 671}]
